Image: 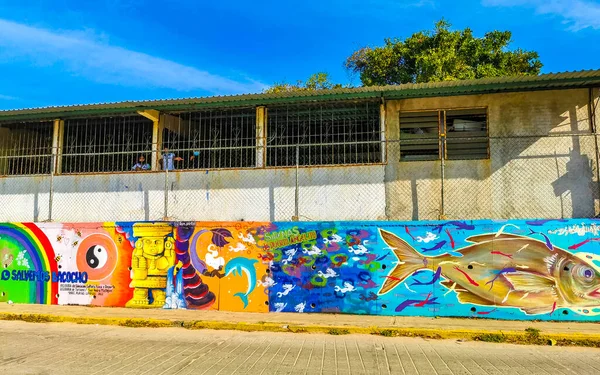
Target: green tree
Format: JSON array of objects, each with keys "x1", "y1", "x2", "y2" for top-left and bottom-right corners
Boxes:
[
  {"x1": 345, "y1": 20, "x2": 543, "y2": 86},
  {"x1": 264, "y1": 72, "x2": 343, "y2": 93}
]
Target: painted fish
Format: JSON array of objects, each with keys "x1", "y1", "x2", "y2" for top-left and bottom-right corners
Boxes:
[
  {"x1": 526, "y1": 219, "x2": 568, "y2": 226},
  {"x1": 432, "y1": 221, "x2": 475, "y2": 233},
  {"x1": 378, "y1": 229, "x2": 600, "y2": 315},
  {"x1": 224, "y1": 257, "x2": 258, "y2": 308}
]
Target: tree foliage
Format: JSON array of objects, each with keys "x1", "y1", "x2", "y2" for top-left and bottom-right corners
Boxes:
[
  {"x1": 345, "y1": 20, "x2": 543, "y2": 86},
  {"x1": 264, "y1": 72, "x2": 343, "y2": 93}
]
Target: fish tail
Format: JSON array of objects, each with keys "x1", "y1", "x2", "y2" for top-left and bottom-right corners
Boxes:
[
  {"x1": 378, "y1": 229, "x2": 429, "y2": 295},
  {"x1": 234, "y1": 292, "x2": 249, "y2": 308}
]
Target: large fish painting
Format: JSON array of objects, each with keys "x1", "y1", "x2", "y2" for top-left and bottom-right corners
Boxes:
[{"x1": 379, "y1": 229, "x2": 600, "y2": 315}]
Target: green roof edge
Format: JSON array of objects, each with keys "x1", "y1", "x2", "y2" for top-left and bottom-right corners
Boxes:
[{"x1": 1, "y1": 70, "x2": 599, "y2": 122}]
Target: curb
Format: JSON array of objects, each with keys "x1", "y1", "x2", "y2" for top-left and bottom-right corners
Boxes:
[{"x1": 2, "y1": 312, "x2": 600, "y2": 348}]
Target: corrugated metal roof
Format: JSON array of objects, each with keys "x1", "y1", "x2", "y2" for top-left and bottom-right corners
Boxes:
[{"x1": 1, "y1": 69, "x2": 599, "y2": 121}]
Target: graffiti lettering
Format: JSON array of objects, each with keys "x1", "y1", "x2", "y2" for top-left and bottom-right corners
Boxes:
[
  {"x1": 51, "y1": 271, "x2": 89, "y2": 284},
  {"x1": 266, "y1": 231, "x2": 317, "y2": 250},
  {"x1": 3, "y1": 220, "x2": 600, "y2": 321}
]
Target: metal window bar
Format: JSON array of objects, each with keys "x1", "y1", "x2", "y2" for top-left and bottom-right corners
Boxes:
[
  {"x1": 266, "y1": 101, "x2": 382, "y2": 167},
  {"x1": 0, "y1": 133, "x2": 598, "y2": 222},
  {"x1": 61, "y1": 115, "x2": 154, "y2": 174},
  {"x1": 400, "y1": 111, "x2": 442, "y2": 161},
  {"x1": 161, "y1": 108, "x2": 256, "y2": 170},
  {"x1": 400, "y1": 108, "x2": 490, "y2": 161},
  {"x1": 0, "y1": 121, "x2": 53, "y2": 176},
  {"x1": 446, "y1": 108, "x2": 489, "y2": 160}
]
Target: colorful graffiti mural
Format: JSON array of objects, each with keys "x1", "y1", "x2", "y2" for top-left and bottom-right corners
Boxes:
[
  {"x1": 2, "y1": 219, "x2": 600, "y2": 320},
  {"x1": 0, "y1": 221, "x2": 271, "y2": 312},
  {"x1": 267, "y1": 220, "x2": 600, "y2": 320}
]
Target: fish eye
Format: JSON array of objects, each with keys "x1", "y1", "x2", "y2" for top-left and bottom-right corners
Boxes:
[{"x1": 577, "y1": 266, "x2": 595, "y2": 280}]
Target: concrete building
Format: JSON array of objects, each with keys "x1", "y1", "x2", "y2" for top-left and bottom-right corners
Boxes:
[{"x1": 0, "y1": 70, "x2": 599, "y2": 223}]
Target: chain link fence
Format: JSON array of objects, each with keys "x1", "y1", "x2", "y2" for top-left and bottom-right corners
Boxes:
[{"x1": 0, "y1": 133, "x2": 598, "y2": 223}]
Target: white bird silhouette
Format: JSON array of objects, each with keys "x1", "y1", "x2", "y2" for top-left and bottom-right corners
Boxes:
[
  {"x1": 348, "y1": 245, "x2": 369, "y2": 255},
  {"x1": 294, "y1": 302, "x2": 306, "y2": 313},
  {"x1": 257, "y1": 277, "x2": 277, "y2": 287},
  {"x1": 238, "y1": 232, "x2": 256, "y2": 244},
  {"x1": 277, "y1": 284, "x2": 295, "y2": 298},
  {"x1": 302, "y1": 246, "x2": 322, "y2": 256},
  {"x1": 416, "y1": 232, "x2": 438, "y2": 243},
  {"x1": 317, "y1": 268, "x2": 338, "y2": 279},
  {"x1": 334, "y1": 282, "x2": 355, "y2": 294},
  {"x1": 323, "y1": 234, "x2": 343, "y2": 244},
  {"x1": 282, "y1": 249, "x2": 297, "y2": 265},
  {"x1": 228, "y1": 243, "x2": 247, "y2": 252}
]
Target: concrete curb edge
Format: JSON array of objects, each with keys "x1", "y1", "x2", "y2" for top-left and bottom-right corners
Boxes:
[{"x1": 2, "y1": 312, "x2": 599, "y2": 348}]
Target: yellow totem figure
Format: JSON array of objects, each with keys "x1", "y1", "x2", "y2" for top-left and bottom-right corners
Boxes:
[{"x1": 126, "y1": 223, "x2": 175, "y2": 308}]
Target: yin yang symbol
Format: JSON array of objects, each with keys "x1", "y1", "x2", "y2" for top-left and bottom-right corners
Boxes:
[
  {"x1": 86, "y1": 245, "x2": 108, "y2": 269},
  {"x1": 76, "y1": 234, "x2": 118, "y2": 281}
]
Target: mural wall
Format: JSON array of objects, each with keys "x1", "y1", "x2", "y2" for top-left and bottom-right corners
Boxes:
[{"x1": 2, "y1": 219, "x2": 600, "y2": 321}]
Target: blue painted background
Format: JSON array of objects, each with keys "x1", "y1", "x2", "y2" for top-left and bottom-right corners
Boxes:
[{"x1": 267, "y1": 219, "x2": 600, "y2": 321}]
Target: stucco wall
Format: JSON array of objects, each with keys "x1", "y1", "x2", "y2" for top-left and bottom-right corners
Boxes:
[
  {"x1": 3, "y1": 219, "x2": 600, "y2": 321},
  {"x1": 385, "y1": 88, "x2": 600, "y2": 220},
  {"x1": 0, "y1": 166, "x2": 386, "y2": 222},
  {"x1": 0, "y1": 88, "x2": 598, "y2": 223}
]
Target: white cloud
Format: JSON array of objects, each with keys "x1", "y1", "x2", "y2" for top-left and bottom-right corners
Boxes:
[
  {"x1": 0, "y1": 18, "x2": 266, "y2": 94},
  {"x1": 0, "y1": 94, "x2": 16, "y2": 100},
  {"x1": 483, "y1": 0, "x2": 600, "y2": 31}
]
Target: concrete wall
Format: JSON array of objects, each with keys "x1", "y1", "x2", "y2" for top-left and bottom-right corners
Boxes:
[
  {"x1": 0, "y1": 166, "x2": 386, "y2": 222},
  {"x1": 385, "y1": 88, "x2": 600, "y2": 220},
  {"x1": 0, "y1": 88, "x2": 598, "y2": 223},
  {"x1": 3, "y1": 219, "x2": 600, "y2": 321}
]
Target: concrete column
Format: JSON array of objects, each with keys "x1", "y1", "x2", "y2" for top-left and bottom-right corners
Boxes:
[
  {"x1": 0, "y1": 127, "x2": 10, "y2": 175},
  {"x1": 256, "y1": 106, "x2": 266, "y2": 168},
  {"x1": 383, "y1": 100, "x2": 401, "y2": 220},
  {"x1": 137, "y1": 110, "x2": 161, "y2": 171},
  {"x1": 153, "y1": 117, "x2": 162, "y2": 171},
  {"x1": 380, "y1": 103, "x2": 386, "y2": 163},
  {"x1": 52, "y1": 119, "x2": 64, "y2": 174}
]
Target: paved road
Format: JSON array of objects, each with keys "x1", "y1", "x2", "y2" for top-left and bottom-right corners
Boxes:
[{"x1": 1, "y1": 321, "x2": 599, "y2": 375}]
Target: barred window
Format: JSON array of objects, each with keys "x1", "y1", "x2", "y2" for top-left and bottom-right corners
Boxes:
[
  {"x1": 266, "y1": 101, "x2": 382, "y2": 167},
  {"x1": 445, "y1": 109, "x2": 488, "y2": 160},
  {"x1": 400, "y1": 108, "x2": 488, "y2": 161},
  {"x1": 61, "y1": 115, "x2": 153, "y2": 173},
  {"x1": 399, "y1": 111, "x2": 440, "y2": 161},
  {"x1": 162, "y1": 108, "x2": 256, "y2": 170},
  {"x1": 0, "y1": 121, "x2": 54, "y2": 176}
]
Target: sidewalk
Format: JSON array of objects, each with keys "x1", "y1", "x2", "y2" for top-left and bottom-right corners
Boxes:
[{"x1": 2, "y1": 303, "x2": 600, "y2": 347}]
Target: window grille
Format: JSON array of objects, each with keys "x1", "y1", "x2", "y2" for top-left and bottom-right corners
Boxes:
[
  {"x1": 61, "y1": 115, "x2": 153, "y2": 173},
  {"x1": 399, "y1": 111, "x2": 440, "y2": 161},
  {"x1": 400, "y1": 108, "x2": 489, "y2": 161},
  {"x1": 0, "y1": 121, "x2": 53, "y2": 176},
  {"x1": 445, "y1": 109, "x2": 488, "y2": 160},
  {"x1": 266, "y1": 101, "x2": 382, "y2": 167},
  {"x1": 162, "y1": 108, "x2": 256, "y2": 170}
]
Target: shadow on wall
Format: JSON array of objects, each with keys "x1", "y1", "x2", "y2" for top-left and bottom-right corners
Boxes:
[
  {"x1": 400, "y1": 93, "x2": 599, "y2": 220},
  {"x1": 551, "y1": 104, "x2": 598, "y2": 218},
  {"x1": 0, "y1": 92, "x2": 597, "y2": 223},
  {"x1": 552, "y1": 147, "x2": 597, "y2": 218}
]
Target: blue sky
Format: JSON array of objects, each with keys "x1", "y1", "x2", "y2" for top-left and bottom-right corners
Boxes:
[{"x1": 0, "y1": 0, "x2": 598, "y2": 110}]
